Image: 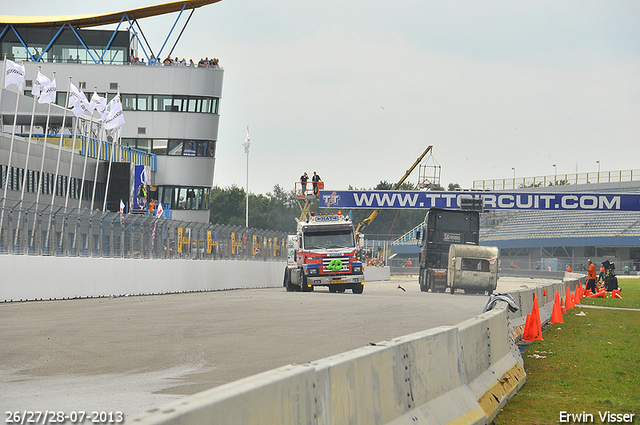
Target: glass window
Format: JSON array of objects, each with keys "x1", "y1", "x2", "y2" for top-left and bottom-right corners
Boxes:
[
  {"x1": 172, "y1": 97, "x2": 183, "y2": 112},
  {"x1": 122, "y1": 94, "x2": 136, "y2": 111},
  {"x1": 152, "y1": 139, "x2": 168, "y2": 155},
  {"x1": 211, "y1": 98, "x2": 218, "y2": 114},
  {"x1": 206, "y1": 141, "x2": 215, "y2": 157},
  {"x1": 137, "y1": 94, "x2": 152, "y2": 111},
  {"x1": 153, "y1": 95, "x2": 172, "y2": 111},
  {"x1": 167, "y1": 140, "x2": 183, "y2": 156},
  {"x1": 195, "y1": 141, "x2": 206, "y2": 157},
  {"x1": 187, "y1": 98, "x2": 197, "y2": 113},
  {"x1": 201, "y1": 98, "x2": 211, "y2": 114},
  {"x1": 121, "y1": 138, "x2": 136, "y2": 148},
  {"x1": 183, "y1": 141, "x2": 196, "y2": 156},
  {"x1": 56, "y1": 92, "x2": 67, "y2": 107},
  {"x1": 136, "y1": 139, "x2": 151, "y2": 153}
]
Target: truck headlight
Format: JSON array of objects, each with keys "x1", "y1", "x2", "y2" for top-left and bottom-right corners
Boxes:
[
  {"x1": 306, "y1": 268, "x2": 319, "y2": 275},
  {"x1": 352, "y1": 266, "x2": 362, "y2": 273}
]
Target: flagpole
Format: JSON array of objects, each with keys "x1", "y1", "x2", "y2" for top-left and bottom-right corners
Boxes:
[
  {"x1": 0, "y1": 54, "x2": 6, "y2": 109},
  {"x1": 34, "y1": 71, "x2": 55, "y2": 207},
  {"x1": 79, "y1": 87, "x2": 98, "y2": 210},
  {"x1": 103, "y1": 90, "x2": 122, "y2": 211},
  {"x1": 78, "y1": 114, "x2": 91, "y2": 210},
  {"x1": 19, "y1": 66, "x2": 41, "y2": 204},
  {"x1": 0, "y1": 60, "x2": 25, "y2": 233},
  {"x1": 91, "y1": 91, "x2": 107, "y2": 210},
  {"x1": 66, "y1": 111, "x2": 79, "y2": 210},
  {"x1": 51, "y1": 76, "x2": 71, "y2": 209},
  {"x1": 245, "y1": 126, "x2": 249, "y2": 228},
  {"x1": 14, "y1": 65, "x2": 40, "y2": 249},
  {"x1": 0, "y1": 55, "x2": 5, "y2": 240}
]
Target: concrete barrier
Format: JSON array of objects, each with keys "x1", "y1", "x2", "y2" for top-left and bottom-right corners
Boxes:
[
  {"x1": 365, "y1": 265, "x2": 391, "y2": 281},
  {"x1": 131, "y1": 302, "x2": 526, "y2": 425},
  {"x1": 0, "y1": 256, "x2": 286, "y2": 302},
  {"x1": 131, "y1": 276, "x2": 588, "y2": 425}
]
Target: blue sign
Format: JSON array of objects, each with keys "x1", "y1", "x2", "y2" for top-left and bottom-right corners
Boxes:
[{"x1": 318, "y1": 190, "x2": 640, "y2": 211}]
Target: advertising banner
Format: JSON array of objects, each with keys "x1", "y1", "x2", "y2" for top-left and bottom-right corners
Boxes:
[{"x1": 318, "y1": 190, "x2": 640, "y2": 211}]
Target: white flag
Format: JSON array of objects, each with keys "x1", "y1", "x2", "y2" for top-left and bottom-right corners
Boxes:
[
  {"x1": 104, "y1": 94, "x2": 125, "y2": 130},
  {"x1": 38, "y1": 78, "x2": 57, "y2": 104},
  {"x1": 120, "y1": 199, "x2": 125, "y2": 219},
  {"x1": 4, "y1": 59, "x2": 25, "y2": 91},
  {"x1": 242, "y1": 127, "x2": 250, "y2": 154},
  {"x1": 91, "y1": 91, "x2": 106, "y2": 116},
  {"x1": 69, "y1": 83, "x2": 90, "y2": 117},
  {"x1": 31, "y1": 71, "x2": 51, "y2": 97},
  {"x1": 156, "y1": 202, "x2": 164, "y2": 218}
]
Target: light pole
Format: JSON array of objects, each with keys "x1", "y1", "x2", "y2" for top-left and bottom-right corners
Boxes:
[
  {"x1": 596, "y1": 160, "x2": 600, "y2": 173},
  {"x1": 553, "y1": 164, "x2": 557, "y2": 185},
  {"x1": 511, "y1": 167, "x2": 516, "y2": 188}
]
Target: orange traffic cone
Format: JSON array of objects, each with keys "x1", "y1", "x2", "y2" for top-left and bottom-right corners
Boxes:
[
  {"x1": 574, "y1": 284, "x2": 581, "y2": 305},
  {"x1": 550, "y1": 296, "x2": 563, "y2": 324},
  {"x1": 565, "y1": 287, "x2": 574, "y2": 310},
  {"x1": 561, "y1": 297, "x2": 567, "y2": 314},
  {"x1": 522, "y1": 298, "x2": 543, "y2": 341},
  {"x1": 612, "y1": 289, "x2": 622, "y2": 299}
]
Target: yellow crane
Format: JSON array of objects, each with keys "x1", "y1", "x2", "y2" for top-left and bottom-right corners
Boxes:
[{"x1": 354, "y1": 145, "x2": 433, "y2": 234}]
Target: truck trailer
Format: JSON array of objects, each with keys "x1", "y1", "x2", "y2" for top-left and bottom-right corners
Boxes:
[{"x1": 416, "y1": 207, "x2": 498, "y2": 294}]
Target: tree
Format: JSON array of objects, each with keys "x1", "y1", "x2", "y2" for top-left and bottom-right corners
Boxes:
[{"x1": 448, "y1": 182, "x2": 461, "y2": 191}]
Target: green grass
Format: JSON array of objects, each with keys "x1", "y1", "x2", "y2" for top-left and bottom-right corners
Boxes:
[{"x1": 492, "y1": 278, "x2": 640, "y2": 424}]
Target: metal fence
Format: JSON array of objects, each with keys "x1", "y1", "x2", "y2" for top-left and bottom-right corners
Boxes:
[{"x1": 0, "y1": 199, "x2": 288, "y2": 261}]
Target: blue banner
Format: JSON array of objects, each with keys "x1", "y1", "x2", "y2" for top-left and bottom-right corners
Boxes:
[{"x1": 318, "y1": 190, "x2": 640, "y2": 211}]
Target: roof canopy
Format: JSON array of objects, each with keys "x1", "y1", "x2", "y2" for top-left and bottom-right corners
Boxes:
[{"x1": 0, "y1": 0, "x2": 221, "y2": 28}]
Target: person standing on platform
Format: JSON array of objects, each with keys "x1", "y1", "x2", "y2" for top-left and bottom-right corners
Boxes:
[
  {"x1": 312, "y1": 171, "x2": 321, "y2": 196},
  {"x1": 300, "y1": 172, "x2": 309, "y2": 196}
]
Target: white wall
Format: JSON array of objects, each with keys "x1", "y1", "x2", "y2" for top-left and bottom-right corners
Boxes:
[{"x1": 0, "y1": 256, "x2": 285, "y2": 302}]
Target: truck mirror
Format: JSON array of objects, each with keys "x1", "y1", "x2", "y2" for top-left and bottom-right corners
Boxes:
[{"x1": 415, "y1": 230, "x2": 421, "y2": 240}]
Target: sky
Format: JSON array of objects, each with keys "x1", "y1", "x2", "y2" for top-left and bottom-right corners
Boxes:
[{"x1": 4, "y1": 1, "x2": 640, "y2": 195}]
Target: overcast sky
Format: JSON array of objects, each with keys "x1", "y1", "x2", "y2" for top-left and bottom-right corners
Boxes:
[{"x1": 4, "y1": 1, "x2": 640, "y2": 195}]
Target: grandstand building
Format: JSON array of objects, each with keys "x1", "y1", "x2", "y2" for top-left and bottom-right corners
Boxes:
[{"x1": 0, "y1": 1, "x2": 222, "y2": 223}]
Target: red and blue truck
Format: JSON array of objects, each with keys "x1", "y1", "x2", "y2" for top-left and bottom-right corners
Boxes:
[{"x1": 283, "y1": 212, "x2": 365, "y2": 294}]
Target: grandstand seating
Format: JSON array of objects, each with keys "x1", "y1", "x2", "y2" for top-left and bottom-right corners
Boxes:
[{"x1": 480, "y1": 210, "x2": 640, "y2": 241}]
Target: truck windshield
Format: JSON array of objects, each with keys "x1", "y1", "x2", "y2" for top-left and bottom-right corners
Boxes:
[{"x1": 303, "y1": 230, "x2": 355, "y2": 249}]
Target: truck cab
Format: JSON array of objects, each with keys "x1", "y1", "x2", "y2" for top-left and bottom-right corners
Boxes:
[{"x1": 284, "y1": 212, "x2": 365, "y2": 294}]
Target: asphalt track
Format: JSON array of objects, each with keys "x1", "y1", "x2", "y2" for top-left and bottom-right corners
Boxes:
[{"x1": 0, "y1": 276, "x2": 552, "y2": 418}]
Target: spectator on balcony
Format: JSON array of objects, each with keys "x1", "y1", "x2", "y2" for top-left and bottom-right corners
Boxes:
[
  {"x1": 163, "y1": 56, "x2": 173, "y2": 65},
  {"x1": 149, "y1": 55, "x2": 158, "y2": 65}
]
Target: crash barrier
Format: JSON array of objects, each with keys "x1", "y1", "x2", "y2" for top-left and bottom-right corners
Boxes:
[
  {"x1": 390, "y1": 266, "x2": 419, "y2": 275},
  {"x1": 0, "y1": 200, "x2": 288, "y2": 260},
  {"x1": 498, "y1": 268, "x2": 565, "y2": 280},
  {"x1": 1, "y1": 261, "x2": 392, "y2": 302},
  {"x1": 364, "y1": 265, "x2": 391, "y2": 281},
  {"x1": 0, "y1": 255, "x2": 286, "y2": 302},
  {"x1": 130, "y1": 276, "x2": 585, "y2": 425}
]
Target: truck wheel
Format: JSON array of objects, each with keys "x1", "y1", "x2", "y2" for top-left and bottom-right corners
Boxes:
[
  {"x1": 284, "y1": 269, "x2": 295, "y2": 292},
  {"x1": 329, "y1": 286, "x2": 338, "y2": 293},
  {"x1": 352, "y1": 284, "x2": 364, "y2": 294},
  {"x1": 300, "y1": 274, "x2": 312, "y2": 292},
  {"x1": 419, "y1": 270, "x2": 428, "y2": 292}
]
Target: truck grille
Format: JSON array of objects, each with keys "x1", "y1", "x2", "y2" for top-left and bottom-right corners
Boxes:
[{"x1": 322, "y1": 256, "x2": 350, "y2": 272}]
